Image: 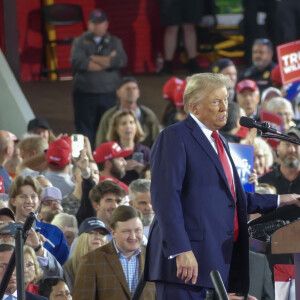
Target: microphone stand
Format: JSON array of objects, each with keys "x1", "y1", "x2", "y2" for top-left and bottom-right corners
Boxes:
[
  {"x1": 260, "y1": 132, "x2": 300, "y2": 146},
  {"x1": 0, "y1": 212, "x2": 35, "y2": 300},
  {"x1": 15, "y1": 227, "x2": 25, "y2": 300}
]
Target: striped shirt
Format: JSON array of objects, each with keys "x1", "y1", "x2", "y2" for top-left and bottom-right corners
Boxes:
[{"x1": 113, "y1": 239, "x2": 141, "y2": 294}]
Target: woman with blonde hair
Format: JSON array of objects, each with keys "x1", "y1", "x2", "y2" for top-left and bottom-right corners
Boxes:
[
  {"x1": 63, "y1": 217, "x2": 109, "y2": 291},
  {"x1": 24, "y1": 245, "x2": 44, "y2": 294},
  {"x1": 106, "y1": 110, "x2": 151, "y2": 185},
  {"x1": 253, "y1": 137, "x2": 274, "y2": 176}
]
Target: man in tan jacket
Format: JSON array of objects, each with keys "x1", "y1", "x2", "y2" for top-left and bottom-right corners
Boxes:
[{"x1": 73, "y1": 205, "x2": 155, "y2": 299}]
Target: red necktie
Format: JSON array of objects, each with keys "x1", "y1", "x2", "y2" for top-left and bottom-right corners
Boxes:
[{"x1": 211, "y1": 131, "x2": 239, "y2": 242}]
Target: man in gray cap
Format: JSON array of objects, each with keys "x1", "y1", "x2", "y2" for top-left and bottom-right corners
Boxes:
[{"x1": 71, "y1": 8, "x2": 128, "y2": 147}]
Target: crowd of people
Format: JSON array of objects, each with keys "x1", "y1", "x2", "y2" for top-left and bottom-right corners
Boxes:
[{"x1": 0, "y1": 6, "x2": 300, "y2": 300}]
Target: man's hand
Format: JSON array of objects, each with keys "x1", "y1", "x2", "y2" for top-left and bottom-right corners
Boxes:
[
  {"x1": 176, "y1": 250, "x2": 198, "y2": 284},
  {"x1": 279, "y1": 194, "x2": 300, "y2": 207},
  {"x1": 76, "y1": 150, "x2": 89, "y2": 173},
  {"x1": 228, "y1": 293, "x2": 258, "y2": 300},
  {"x1": 125, "y1": 159, "x2": 144, "y2": 173}
]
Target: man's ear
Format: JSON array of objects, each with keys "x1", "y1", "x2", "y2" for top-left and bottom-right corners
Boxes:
[
  {"x1": 129, "y1": 200, "x2": 133, "y2": 207},
  {"x1": 111, "y1": 228, "x2": 116, "y2": 239},
  {"x1": 10, "y1": 198, "x2": 16, "y2": 208},
  {"x1": 189, "y1": 102, "x2": 199, "y2": 116},
  {"x1": 92, "y1": 202, "x2": 100, "y2": 212}
]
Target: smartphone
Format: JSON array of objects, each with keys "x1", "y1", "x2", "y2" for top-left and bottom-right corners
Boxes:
[
  {"x1": 0, "y1": 222, "x2": 22, "y2": 235},
  {"x1": 71, "y1": 134, "x2": 84, "y2": 158},
  {"x1": 132, "y1": 152, "x2": 144, "y2": 163}
]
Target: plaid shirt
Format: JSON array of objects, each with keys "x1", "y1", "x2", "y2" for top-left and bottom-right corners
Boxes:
[{"x1": 113, "y1": 239, "x2": 141, "y2": 294}]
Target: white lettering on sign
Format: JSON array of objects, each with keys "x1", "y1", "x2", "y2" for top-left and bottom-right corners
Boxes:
[
  {"x1": 281, "y1": 51, "x2": 300, "y2": 74},
  {"x1": 281, "y1": 52, "x2": 300, "y2": 66}
]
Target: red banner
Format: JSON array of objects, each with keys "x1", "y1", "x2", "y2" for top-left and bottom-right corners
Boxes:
[{"x1": 277, "y1": 40, "x2": 300, "y2": 85}]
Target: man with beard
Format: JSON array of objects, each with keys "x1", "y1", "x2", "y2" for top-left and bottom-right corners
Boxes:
[
  {"x1": 259, "y1": 128, "x2": 300, "y2": 193},
  {"x1": 129, "y1": 179, "x2": 154, "y2": 239},
  {"x1": 95, "y1": 77, "x2": 160, "y2": 148},
  {"x1": 239, "y1": 39, "x2": 276, "y2": 93},
  {"x1": 37, "y1": 186, "x2": 63, "y2": 223},
  {"x1": 94, "y1": 141, "x2": 132, "y2": 194},
  {"x1": 76, "y1": 141, "x2": 130, "y2": 226}
]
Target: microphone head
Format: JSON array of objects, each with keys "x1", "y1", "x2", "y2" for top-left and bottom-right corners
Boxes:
[{"x1": 239, "y1": 116, "x2": 255, "y2": 129}]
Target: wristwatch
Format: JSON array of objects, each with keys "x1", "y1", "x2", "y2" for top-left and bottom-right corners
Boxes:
[{"x1": 34, "y1": 240, "x2": 43, "y2": 252}]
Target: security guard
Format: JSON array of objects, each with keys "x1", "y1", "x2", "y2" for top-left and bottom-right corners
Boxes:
[{"x1": 239, "y1": 39, "x2": 276, "y2": 93}]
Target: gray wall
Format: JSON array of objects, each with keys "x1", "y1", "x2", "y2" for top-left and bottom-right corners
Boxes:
[{"x1": 0, "y1": 49, "x2": 34, "y2": 138}]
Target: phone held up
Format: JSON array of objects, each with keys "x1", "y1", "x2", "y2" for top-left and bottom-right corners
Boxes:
[
  {"x1": 132, "y1": 152, "x2": 144, "y2": 163},
  {"x1": 71, "y1": 134, "x2": 84, "y2": 158}
]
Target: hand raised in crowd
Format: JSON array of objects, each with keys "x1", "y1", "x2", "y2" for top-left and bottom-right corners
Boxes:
[
  {"x1": 176, "y1": 250, "x2": 198, "y2": 284},
  {"x1": 76, "y1": 149, "x2": 89, "y2": 173},
  {"x1": 83, "y1": 136, "x2": 94, "y2": 161},
  {"x1": 25, "y1": 227, "x2": 46, "y2": 257}
]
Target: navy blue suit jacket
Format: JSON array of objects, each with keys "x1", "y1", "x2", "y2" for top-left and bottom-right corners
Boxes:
[{"x1": 144, "y1": 115, "x2": 278, "y2": 293}]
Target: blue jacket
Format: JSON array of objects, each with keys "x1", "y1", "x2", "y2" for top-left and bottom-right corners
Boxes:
[{"x1": 35, "y1": 219, "x2": 69, "y2": 265}]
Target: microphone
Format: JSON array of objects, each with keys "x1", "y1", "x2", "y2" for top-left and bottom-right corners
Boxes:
[
  {"x1": 239, "y1": 116, "x2": 284, "y2": 135},
  {"x1": 210, "y1": 270, "x2": 229, "y2": 300}
]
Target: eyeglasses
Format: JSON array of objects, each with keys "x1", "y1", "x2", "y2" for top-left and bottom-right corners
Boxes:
[
  {"x1": 42, "y1": 199, "x2": 60, "y2": 206},
  {"x1": 0, "y1": 263, "x2": 8, "y2": 271}
]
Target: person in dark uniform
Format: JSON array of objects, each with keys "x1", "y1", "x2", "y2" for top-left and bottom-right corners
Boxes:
[
  {"x1": 70, "y1": 9, "x2": 127, "y2": 147},
  {"x1": 239, "y1": 39, "x2": 276, "y2": 93}
]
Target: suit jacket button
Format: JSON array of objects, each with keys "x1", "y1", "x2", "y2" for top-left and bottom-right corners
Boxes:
[
  {"x1": 162, "y1": 240, "x2": 167, "y2": 249},
  {"x1": 227, "y1": 231, "x2": 234, "y2": 236},
  {"x1": 228, "y1": 204, "x2": 234, "y2": 209}
]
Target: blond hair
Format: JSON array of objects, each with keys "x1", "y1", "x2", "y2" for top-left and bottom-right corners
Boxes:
[
  {"x1": 18, "y1": 134, "x2": 48, "y2": 154},
  {"x1": 183, "y1": 73, "x2": 231, "y2": 113},
  {"x1": 24, "y1": 245, "x2": 44, "y2": 283},
  {"x1": 63, "y1": 233, "x2": 90, "y2": 278}
]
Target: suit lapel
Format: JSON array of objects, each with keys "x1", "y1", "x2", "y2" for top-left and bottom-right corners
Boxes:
[
  {"x1": 185, "y1": 115, "x2": 235, "y2": 201},
  {"x1": 138, "y1": 246, "x2": 145, "y2": 279},
  {"x1": 105, "y1": 241, "x2": 131, "y2": 297}
]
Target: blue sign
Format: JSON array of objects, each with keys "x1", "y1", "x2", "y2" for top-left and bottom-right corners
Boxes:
[{"x1": 229, "y1": 143, "x2": 255, "y2": 192}]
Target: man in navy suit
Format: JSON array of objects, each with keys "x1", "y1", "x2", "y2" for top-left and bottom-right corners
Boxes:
[
  {"x1": 144, "y1": 73, "x2": 300, "y2": 299},
  {"x1": 0, "y1": 244, "x2": 47, "y2": 299}
]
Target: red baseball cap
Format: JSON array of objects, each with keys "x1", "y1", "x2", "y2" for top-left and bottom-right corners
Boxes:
[
  {"x1": 173, "y1": 79, "x2": 187, "y2": 109},
  {"x1": 236, "y1": 79, "x2": 258, "y2": 94},
  {"x1": 163, "y1": 77, "x2": 183, "y2": 101},
  {"x1": 46, "y1": 137, "x2": 72, "y2": 168},
  {"x1": 93, "y1": 142, "x2": 133, "y2": 163}
]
